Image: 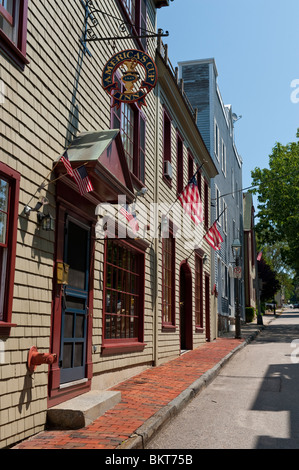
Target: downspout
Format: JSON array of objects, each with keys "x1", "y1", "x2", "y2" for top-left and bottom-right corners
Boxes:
[{"x1": 153, "y1": 81, "x2": 160, "y2": 367}]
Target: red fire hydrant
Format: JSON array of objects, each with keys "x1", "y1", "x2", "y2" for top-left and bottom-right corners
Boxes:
[{"x1": 27, "y1": 346, "x2": 57, "y2": 373}]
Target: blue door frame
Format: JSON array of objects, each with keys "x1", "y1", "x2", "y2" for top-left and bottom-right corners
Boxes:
[{"x1": 59, "y1": 216, "x2": 90, "y2": 385}]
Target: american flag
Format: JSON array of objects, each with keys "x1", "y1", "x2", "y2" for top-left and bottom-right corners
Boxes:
[
  {"x1": 120, "y1": 204, "x2": 139, "y2": 234},
  {"x1": 60, "y1": 150, "x2": 74, "y2": 177},
  {"x1": 204, "y1": 222, "x2": 224, "y2": 250},
  {"x1": 257, "y1": 250, "x2": 263, "y2": 261},
  {"x1": 178, "y1": 176, "x2": 203, "y2": 225},
  {"x1": 73, "y1": 165, "x2": 94, "y2": 196}
]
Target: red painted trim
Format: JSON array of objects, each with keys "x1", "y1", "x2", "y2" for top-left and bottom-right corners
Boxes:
[
  {"x1": 204, "y1": 273, "x2": 210, "y2": 342},
  {"x1": 176, "y1": 131, "x2": 183, "y2": 196},
  {"x1": 188, "y1": 152, "x2": 194, "y2": 181},
  {"x1": 101, "y1": 342, "x2": 146, "y2": 356},
  {"x1": 204, "y1": 178, "x2": 209, "y2": 230},
  {"x1": 161, "y1": 227, "x2": 176, "y2": 328},
  {"x1": 179, "y1": 261, "x2": 193, "y2": 350},
  {"x1": 0, "y1": 5, "x2": 13, "y2": 25},
  {"x1": 0, "y1": 0, "x2": 29, "y2": 69},
  {"x1": 194, "y1": 252, "x2": 204, "y2": 329},
  {"x1": 48, "y1": 195, "x2": 95, "y2": 406}
]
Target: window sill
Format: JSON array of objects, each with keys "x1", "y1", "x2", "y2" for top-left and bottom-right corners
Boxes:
[
  {"x1": 162, "y1": 324, "x2": 177, "y2": 332},
  {"x1": 0, "y1": 29, "x2": 29, "y2": 70},
  {"x1": 195, "y1": 326, "x2": 204, "y2": 333},
  {"x1": 101, "y1": 341, "x2": 146, "y2": 356},
  {"x1": 130, "y1": 172, "x2": 145, "y2": 191},
  {"x1": 0, "y1": 321, "x2": 17, "y2": 336}
]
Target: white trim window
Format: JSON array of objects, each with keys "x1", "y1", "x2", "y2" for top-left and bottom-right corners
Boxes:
[
  {"x1": 223, "y1": 200, "x2": 227, "y2": 234},
  {"x1": 221, "y1": 139, "x2": 226, "y2": 176},
  {"x1": 214, "y1": 119, "x2": 220, "y2": 161},
  {"x1": 215, "y1": 185, "x2": 221, "y2": 224}
]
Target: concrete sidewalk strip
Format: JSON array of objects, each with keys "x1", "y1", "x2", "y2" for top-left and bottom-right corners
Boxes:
[{"x1": 13, "y1": 314, "x2": 277, "y2": 449}]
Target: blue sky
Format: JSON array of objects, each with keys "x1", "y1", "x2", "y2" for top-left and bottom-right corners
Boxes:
[{"x1": 157, "y1": 0, "x2": 299, "y2": 200}]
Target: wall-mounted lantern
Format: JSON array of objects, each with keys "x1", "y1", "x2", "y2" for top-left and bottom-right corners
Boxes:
[{"x1": 37, "y1": 212, "x2": 55, "y2": 231}]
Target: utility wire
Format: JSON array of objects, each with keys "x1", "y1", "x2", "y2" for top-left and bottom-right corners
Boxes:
[{"x1": 211, "y1": 168, "x2": 299, "y2": 201}]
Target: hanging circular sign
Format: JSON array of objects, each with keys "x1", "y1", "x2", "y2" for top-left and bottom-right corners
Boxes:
[{"x1": 102, "y1": 49, "x2": 158, "y2": 109}]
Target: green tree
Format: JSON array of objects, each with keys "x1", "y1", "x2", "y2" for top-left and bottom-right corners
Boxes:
[{"x1": 251, "y1": 129, "x2": 299, "y2": 277}]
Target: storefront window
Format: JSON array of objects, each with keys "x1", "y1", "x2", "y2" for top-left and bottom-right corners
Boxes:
[{"x1": 104, "y1": 239, "x2": 143, "y2": 341}]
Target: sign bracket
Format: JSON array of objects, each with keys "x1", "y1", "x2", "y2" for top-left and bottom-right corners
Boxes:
[{"x1": 80, "y1": 0, "x2": 169, "y2": 55}]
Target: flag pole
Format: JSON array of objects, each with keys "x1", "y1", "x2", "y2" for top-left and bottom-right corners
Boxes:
[
  {"x1": 41, "y1": 161, "x2": 89, "y2": 188},
  {"x1": 24, "y1": 144, "x2": 73, "y2": 210},
  {"x1": 184, "y1": 205, "x2": 228, "y2": 263},
  {"x1": 148, "y1": 161, "x2": 206, "y2": 246},
  {"x1": 155, "y1": 160, "x2": 206, "y2": 238}
]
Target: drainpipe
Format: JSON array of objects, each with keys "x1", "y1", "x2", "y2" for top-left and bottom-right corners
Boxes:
[{"x1": 153, "y1": 82, "x2": 160, "y2": 367}]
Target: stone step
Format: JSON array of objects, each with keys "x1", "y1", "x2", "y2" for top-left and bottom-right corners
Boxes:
[{"x1": 47, "y1": 390, "x2": 121, "y2": 430}]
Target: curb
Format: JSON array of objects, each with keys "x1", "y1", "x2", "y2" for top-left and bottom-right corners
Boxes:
[{"x1": 118, "y1": 325, "x2": 265, "y2": 449}]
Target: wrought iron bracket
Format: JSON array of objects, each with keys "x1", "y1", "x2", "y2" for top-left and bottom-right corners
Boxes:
[{"x1": 80, "y1": 0, "x2": 169, "y2": 56}]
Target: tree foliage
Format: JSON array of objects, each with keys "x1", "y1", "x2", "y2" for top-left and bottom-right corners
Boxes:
[
  {"x1": 258, "y1": 257, "x2": 280, "y2": 302},
  {"x1": 251, "y1": 129, "x2": 299, "y2": 277}
]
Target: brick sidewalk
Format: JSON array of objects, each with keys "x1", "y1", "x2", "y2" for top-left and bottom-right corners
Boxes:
[{"x1": 13, "y1": 337, "x2": 244, "y2": 449}]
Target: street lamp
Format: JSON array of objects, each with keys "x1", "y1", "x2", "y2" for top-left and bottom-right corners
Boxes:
[{"x1": 232, "y1": 238, "x2": 242, "y2": 339}]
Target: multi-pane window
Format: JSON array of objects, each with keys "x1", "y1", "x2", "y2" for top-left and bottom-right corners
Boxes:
[
  {"x1": 163, "y1": 110, "x2": 171, "y2": 163},
  {"x1": 197, "y1": 168, "x2": 202, "y2": 198},
  {"x1": 0, "y1": 163, "x2": 20, "y2": 328},
  {"x1": 0, "y1": 0, "x2": 13, "y2": 25},
  {"x1": 111, "y1": 75, "x2": 146, "y2": 183},
  {"x1": 162, "y1": 233, "x2": 175, "y2": 326},
  {"x1": 214, "y1": 120, "x2": 219, "y2": 161},
  {"x1": 121, "y1": 102, "x2": 135, "y2": 173},
  {"x1": 223, "y1": 200, "x2": 227, "y2": 234},
  {"x1": 0, "y1": 177, "x2": 9, "y2": 321},
  {"x1": 204, "y1": 179, "x2": 209, "y2": 228},
  {"x1": 120, "y1": 0, "x2": 147, "y2": 50},
  {"x1": 121, "y1": 0, "x2": 136, "y2": 22},
  {"x1": 195, "y1": 254, "x2": 203, "y2": 328},
  {"x1": 176, "y1": 133, "x2": 183, "y2": 194},
  {"x1": 0, "y1": 0, "x2": 28, "y2": 67},
  {"x1": 221, "y1": 139, "x2": 226, "y2": 176},
  {"x1": 188, "y1": 153, "x2": 194, "y2": 181},
  {"x1": 104, "y1": 240, "x2": 143, "y2": 341}
]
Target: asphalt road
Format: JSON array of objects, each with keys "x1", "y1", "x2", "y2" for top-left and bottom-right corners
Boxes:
[{"x1": 146, "y1": 310, "x2": 299, "y2": 449}]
